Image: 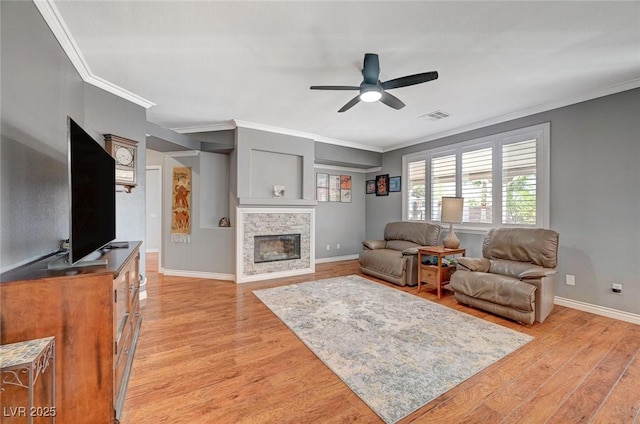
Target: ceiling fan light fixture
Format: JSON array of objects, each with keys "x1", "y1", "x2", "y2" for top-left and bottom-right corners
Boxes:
[{"x1": 360, "y1": 86, "x2": 382, "y2": 103}]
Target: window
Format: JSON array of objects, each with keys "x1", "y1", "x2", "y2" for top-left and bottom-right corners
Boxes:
[{"x1": 402, "y1": 123, "x2": 549, "y2": 229}]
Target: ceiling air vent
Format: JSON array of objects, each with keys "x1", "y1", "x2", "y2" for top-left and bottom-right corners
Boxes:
[{"x1": 420, "y1": 110, "x2": 451, "y2": 121}]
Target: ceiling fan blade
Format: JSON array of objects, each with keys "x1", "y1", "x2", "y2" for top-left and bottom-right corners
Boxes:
[
  {"x1": 362, "y1": 53, "x2": 380, "y2": 85},
  {"x1": 379, "y1": 91, "x2": 406, "y2": 110},
  {"x1": 310, "y1": 85, "x2": 360, "y2": 91},
  {"x1": 381, "y1": 71, "x2": 439, "y2": 90},
  {"x1": 338, "y1": 95, "x2": 361, "y2": 113}
]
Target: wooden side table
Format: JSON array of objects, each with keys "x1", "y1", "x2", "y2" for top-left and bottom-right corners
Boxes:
[
  {"x1": 417, "y1": 246, "x2": 466, "y2": 299},
  {"x1": 0, "y1": 336, "x2": 55, "y2": 423}
]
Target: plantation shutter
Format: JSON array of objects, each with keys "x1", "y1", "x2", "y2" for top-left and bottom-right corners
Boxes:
[
  {"x1": 502, "y1": 139, "x2": 537, "y2": 225},
  {"x1": 431, "y1": 154, "x2": 456, "y2": 221},
  {"x1": 462, "y1": 147, "x2": 493, "y2": 224},
  {"x1": 407, "y1": 160, "x2": 426, "y2": 221}
]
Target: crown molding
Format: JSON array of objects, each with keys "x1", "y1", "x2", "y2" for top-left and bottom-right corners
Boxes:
[
  {"x1": 165, "y1": 150, "x2": 200, "y2": 157},
  {"x1": 34, "y1": 0, "x2": 155, "y2": 109},
  {"x1": 313, "y1": 164, "x2": 382, "y2": 174},
  {"x1": 386, "y1": 78, "x2": 640, "y2": 152},
  {"x1": 233, "y1": 120, "x2": 383, "y2": 153},
  {"x1": 172, "y1": 122, "x2": 237, "y2": 133}
]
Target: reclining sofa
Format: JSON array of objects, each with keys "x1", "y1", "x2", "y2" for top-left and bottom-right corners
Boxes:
[
  {"x1": 359, "y1": 221, "x2": 441, "y2": 286},
  {"x1": 449, "y1": 227, "x2": 559, "y2": 324}
]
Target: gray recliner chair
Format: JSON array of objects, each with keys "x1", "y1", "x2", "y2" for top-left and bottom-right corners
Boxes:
[
  {"x1": 449, "y1": 227, "x2": 559, "y2": 324},
  {"x1": 359, "y1": 221, "x2": 441, "y2": 287}
]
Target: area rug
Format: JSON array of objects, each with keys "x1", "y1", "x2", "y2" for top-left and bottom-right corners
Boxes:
[{"x1": 253, "y1": 275, "x2": 532, "y2": 424}]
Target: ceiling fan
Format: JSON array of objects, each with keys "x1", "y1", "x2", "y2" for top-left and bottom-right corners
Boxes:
[{"x1": 310, "y1": 53, "x2": 438, "y2": 113}]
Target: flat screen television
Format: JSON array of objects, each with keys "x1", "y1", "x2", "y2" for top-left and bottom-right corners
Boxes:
[{"x1": 49, "y1": 117, "x2": 116, "y2": 269}]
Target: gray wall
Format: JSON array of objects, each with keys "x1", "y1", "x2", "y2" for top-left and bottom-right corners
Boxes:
[
  {"x1": 84, "y1": 85, "x2": 147, "y2": 272},
  {"x1": 314, "y1": 168, "x2": 366, "y2": 259},
  {"x1": 236, "y1": 127, "x2": 315, "y2": 202},
  {"x1": 162, "y1": 153, "x2": 235, "y2": 274},
  {"x1": 315, "y1": 142, "x2": 382, "y2": 169},
  {"x1": 367, "y1": 88, "x2": 640, "y2": 315},
  {"x1": 1, "y1": 1, "x2": 147, "y2": 272}
]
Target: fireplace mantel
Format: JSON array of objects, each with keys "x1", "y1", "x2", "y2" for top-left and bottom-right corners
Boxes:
[
  {"x1": 235, "y1": 207, "x2": 315, "y2": 283},
  {"x1": 238, "y1": 198, "x2": 318, "y2": 206}
]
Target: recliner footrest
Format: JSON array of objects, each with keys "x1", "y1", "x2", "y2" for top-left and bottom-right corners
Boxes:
[{"x1": 449, "y1": 272, "x2": 536, "y2": 312}]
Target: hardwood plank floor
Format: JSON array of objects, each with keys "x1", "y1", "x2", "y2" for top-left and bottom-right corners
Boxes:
[{"x1": 121, "y1": 253, "x2": 640, "y2": 423}]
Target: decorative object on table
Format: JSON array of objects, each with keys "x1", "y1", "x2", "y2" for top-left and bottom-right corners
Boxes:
[
  {"x1": 218, "y1": 217, "x2": 230, "y2": 227},
  {"x1": 273, "y1": 185, "x2": 285, "y2": 198},
  {"x1": 441, "y1": 196, "x2": 464, "y2": 248},
  {"x1": 389, "y1": 176, "x2": 401, "y2": 192},
  {"x1": 366, "y1": 180, "x2": 376, "y2": 194},
  {"x1": 340, "y1": 175, "x2": 352, "y2": 203},
  {"x1": 329, "y1": 174, "x2": 341, "y2": 202},
  {"x1": 375, "y1": 174, "x2": 389, "y2": 196},
  {"x1": 104, "y1": 134, "x2": 138, "y2": 193},
  {"x1": 254, "y1": 275, "x2": 532, "y2": 424},
  {"x1": 171, "y1": 167, "x2": 191, "y2": 243}
]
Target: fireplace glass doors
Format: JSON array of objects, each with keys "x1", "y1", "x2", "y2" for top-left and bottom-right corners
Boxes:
[{"x1": 254, "y1": 234, "x2": 301, "y2": 263}]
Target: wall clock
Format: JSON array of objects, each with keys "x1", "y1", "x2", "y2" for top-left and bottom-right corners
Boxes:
[{"x1": 104, "y1": 134, "x2": 138, "y2": 193}]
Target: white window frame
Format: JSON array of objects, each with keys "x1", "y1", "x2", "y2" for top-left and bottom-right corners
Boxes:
[{"x1": 402, "y1": 123, "x2": 550, "y2": 232}]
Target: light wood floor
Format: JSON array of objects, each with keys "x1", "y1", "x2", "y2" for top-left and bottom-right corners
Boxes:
[{"x1": 122, "y1": 253, "x2": 640, "y2": 423}]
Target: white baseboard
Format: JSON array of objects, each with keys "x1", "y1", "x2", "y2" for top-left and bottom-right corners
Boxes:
[
  {"x1": 163, "y1": 268, "x2": 235, "y2": 281},
  {"x1": 555, "y1": 296, "x2": 640, "y2": 325},
  {"x1": 315, "y1": 254, "x2": 359, "y2": 264},
  {"x1": 145, "y1": 248, "x2": 159, "y2": 253}
]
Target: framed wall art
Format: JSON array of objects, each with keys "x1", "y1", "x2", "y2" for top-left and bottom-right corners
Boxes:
[
  {"x1": 389, "y1": 176, "x2": 401, "y2": 192},
  {"x1": 375, "y1": 174, "x2": 389, "y2": 196},
  {"x1": 366, "y1": 180, "x2": 376, "y2": 194},
  {"x1": 316, "y1": 173, "x2": 328, "y2": 188}
]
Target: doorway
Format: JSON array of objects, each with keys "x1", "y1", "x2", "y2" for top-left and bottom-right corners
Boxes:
[{"x1": 145, "y1": 166, "x2": 162, "y2": 268}]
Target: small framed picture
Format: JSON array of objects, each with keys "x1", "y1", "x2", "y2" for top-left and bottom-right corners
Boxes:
[
  {"x1": 366, "y1": 180, "x2": 376, "y2": 194},
  {"x1": 341, "y1": 189, "x2": 352, "y2": 203},
  {"x1": 340, "y1": 175, "x2": 352, "y2": 189},
  {"x1": 389, "y1": 176, "x2": 401, "y2": 192},
  {"x1": 376, "y1": 174, "x2": 389, "y2": 196},
  {"x1": 329, "y1": 175, "x2": 341, "y2": 190},
  {"x1": 317, "y1": 187, "x2": 328, "y2": 202},
  {"x1": 316, "y1": 173, "x2": 328, "y2": 188}
]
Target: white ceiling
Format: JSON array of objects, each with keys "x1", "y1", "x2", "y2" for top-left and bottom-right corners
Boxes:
[{"x1": 50, "y1": 1, "x2": 640, "y2": 152}]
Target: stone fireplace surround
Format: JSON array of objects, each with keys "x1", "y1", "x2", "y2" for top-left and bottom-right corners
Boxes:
[{"x1": 236, "y1": 207, "x2": 315, "y2": 283}]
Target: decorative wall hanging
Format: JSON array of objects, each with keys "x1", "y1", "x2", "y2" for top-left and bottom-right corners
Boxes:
[
  {"x1": 340, "y1": 175, "x2": 352, "y2": 203},
  {"x1": 316, "y1": 173, "x2": 329, "y2": 202},
  {"x1": 376, "y1": 174, "x2": 389, "y2": 196},
  {"x1": 329, "y1": 174, "x2": 341, "y2": 202},
  {"x1": 389, "y1": 176, "x2": 401, "y2": 192},
  {"x1": 171, "y1": 167, "x2": 191, "y2": 243},
  {"x1": 366, "y1": 180, "x2": 376, "y2": 194}
]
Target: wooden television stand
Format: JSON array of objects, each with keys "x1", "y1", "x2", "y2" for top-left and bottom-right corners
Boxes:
[{"x1": 0, "y1": 241, "x2": 142, "y2": 424}]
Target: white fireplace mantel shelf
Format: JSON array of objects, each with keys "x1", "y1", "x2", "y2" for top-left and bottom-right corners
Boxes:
[{"x1": 238, "y1": 198, "x2": 318, "y2": 206}]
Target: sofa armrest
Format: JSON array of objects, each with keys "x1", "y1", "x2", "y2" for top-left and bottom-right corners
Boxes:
[
  {"x1": 456, "y1": 257, "x2": 491, "y2": 272},
  {"x1": 519, "y1": 267, "x2": 558, "y2": 279},
  {"x1": 401, "y1": 247, "x2": 419, "y2": 256},
  {"x1": 362, "y1": 240, "x2": 386, "y2": 250}
]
